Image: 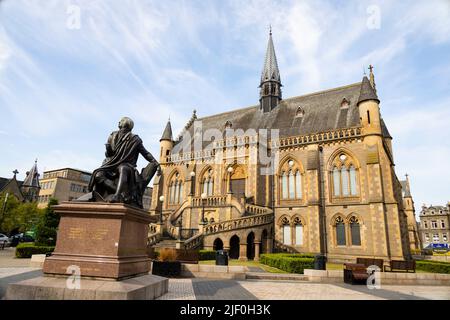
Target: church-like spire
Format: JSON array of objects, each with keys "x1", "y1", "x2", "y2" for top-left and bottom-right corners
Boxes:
[
  {"x1": 259, "y1": 28, "x2": 282, "y2": 113},
  {"x1": 160, "y1": 119, "x2": 173, "y2": 142},
  {"x1": 22, "y1": 159, "x2": 40, "y2": 189},
  {"x1": 21, "y1": 159, "x2": 40, "y2": 202}
]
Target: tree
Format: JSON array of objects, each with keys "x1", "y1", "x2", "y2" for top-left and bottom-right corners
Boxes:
[
  {"x1": 0, "y1": 192, "x2": 42, "y2": 235},
  {"x1": 35, "y1": 198, "x2": 60, "y2": 246}
]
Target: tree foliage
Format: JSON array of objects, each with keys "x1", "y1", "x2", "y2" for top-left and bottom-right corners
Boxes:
[
  {"x1": 35, "y1": 198, "x2": 60, "y2": 246},
  {"x1": 0, "y1": 192, "x2": 42, "y2": 235}
]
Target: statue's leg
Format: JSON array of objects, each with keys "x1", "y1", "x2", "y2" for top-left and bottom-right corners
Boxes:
[{"x1": 112, "y1": 165, "x2": 132, "y2": 201}]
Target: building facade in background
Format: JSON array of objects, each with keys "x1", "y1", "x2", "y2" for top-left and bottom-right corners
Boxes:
[
  {"x1": 37, "y1": 168, "x2": 91, "y2": 208},
  {"x1": 419, "y1": 204, "x2": 450, "y2": 249},
  {"x1": 149, "y1": 31, "x2": 414, "y2": 263}
]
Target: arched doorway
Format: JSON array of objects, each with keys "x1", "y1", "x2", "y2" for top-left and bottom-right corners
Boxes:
[
  {"x1": 229, "y1": 235, "x2": 240, "y2": 259},
  {"x1": 261, "y1": 229, "x2": 268, "y2": 254},
  {"x1": 247, "y1": 232, "x2": 255, "y2": 260},
  {"x1": 213, "y1": 238, "x2": 223, "y2": 251}
]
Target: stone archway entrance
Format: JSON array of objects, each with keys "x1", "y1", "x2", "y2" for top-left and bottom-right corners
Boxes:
[
  {"x1": 247, "y1": 232, "x2": 255, "y2": 260},
  {"x1": 229, "y1": 235, "x2": 240, "y2": 259},
  {"x1": 213, "y1": 238, "x2": 223, "y2": 251}
]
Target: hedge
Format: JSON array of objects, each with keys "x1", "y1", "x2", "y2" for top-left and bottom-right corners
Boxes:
[
  {"x1": 199, "y1": 250, "x2": 216, "y2": 261},
  {"x1": 15, "y1": 243, "x2": 55, "y2": 258},
  {"x1": 416, "y1": 260, "x2": 450, "y2": 274},
  {"x1": 260, "y1": 253, "x2": 315, "y2": 274}
]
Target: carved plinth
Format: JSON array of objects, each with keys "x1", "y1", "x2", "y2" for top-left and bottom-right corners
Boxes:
[{"x1": 43, "y1": 202, "x2": 157, "y2": 280}]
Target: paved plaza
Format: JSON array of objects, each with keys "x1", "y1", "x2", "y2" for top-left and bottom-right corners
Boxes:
[{"x1": 1, "y1": 248, "x2": 449, "y2": 300}]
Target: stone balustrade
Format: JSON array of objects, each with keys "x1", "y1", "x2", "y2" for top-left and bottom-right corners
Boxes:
[
  {"x1": 191, "y1": 195, "x2": 228, "y2": 207},
  {"x1": 204, "y1": 212, "x2": 273, "y2": 236}
]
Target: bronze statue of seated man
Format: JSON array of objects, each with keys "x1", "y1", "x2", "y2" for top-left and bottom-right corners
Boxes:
[{"x1": 83, "y1": 117, "x2": 159, "y2": 208}]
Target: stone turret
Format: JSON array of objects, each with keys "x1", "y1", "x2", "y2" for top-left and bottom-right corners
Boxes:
[{"x1": 159, "y1": 119, "x2": 173, "y2": 164}]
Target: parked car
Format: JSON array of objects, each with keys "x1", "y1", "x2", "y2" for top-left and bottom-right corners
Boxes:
[
  {"x1": 9, "y1": 233, "x2": 34, "y2": 247},
  {"x1": 0, "y1": 233, "x2": 11, "y2": 247}
]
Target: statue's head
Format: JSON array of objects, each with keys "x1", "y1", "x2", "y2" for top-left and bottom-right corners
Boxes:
[{"x1": 118, "y1": 117, "x2": 134, "y2": 131}]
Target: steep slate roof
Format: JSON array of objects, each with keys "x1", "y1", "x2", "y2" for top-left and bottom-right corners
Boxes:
[
  {"x1": 22, "y1": 160, "x2": 40, "y2": 188},
  {"x1": 160, "y1": 120, "x2": 173, "y2": 142},
  {"x1": 400, "y1": 180, "x2": 411, "y2": 197},
  {"x1": 261, "y1": 31, "x2": 281, "y2": 83},
  {"x1": 173, "y1": 78, "x2": 392, "y2": 152},
  {"x1": 357, "y1": 76, "x2": 379, "y2": 105},
  {"x1": 0, "y1": 177, "x2": 9, "y2": 191}
]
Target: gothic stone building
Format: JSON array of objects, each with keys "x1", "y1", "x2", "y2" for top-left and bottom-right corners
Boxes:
[{"x1": 149, "y1": 32, "x2": 413, "y2": 262}]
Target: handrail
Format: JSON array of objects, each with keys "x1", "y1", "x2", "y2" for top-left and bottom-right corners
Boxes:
[
  {"x1": 166, "y1": 200, "x2": 190, "y2": 239},
  {"x1": 183, "y1": 233, "x2": 204, "y2": 250},
  {"x1": 204, "y1": 211, "x2": 273, "y2": 236}
]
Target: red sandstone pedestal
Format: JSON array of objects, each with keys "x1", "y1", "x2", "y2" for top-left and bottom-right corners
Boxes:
[
  {"x1": 6, "y1": 202, "x2": 168, "y2": 300},
  {"x1": 43, "y1": 202, "x2": 157, "y2": 279}
]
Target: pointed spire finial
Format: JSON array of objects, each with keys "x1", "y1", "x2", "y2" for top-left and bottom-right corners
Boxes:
[
  {"x1": 269, "y1": 24, "x2": 272, "y2": 36},
  {"x1": 368, "y1": 64, "x2": 376, "y2": 93}
]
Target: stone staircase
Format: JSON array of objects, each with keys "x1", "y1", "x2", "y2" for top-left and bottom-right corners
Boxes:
[{"x1": 152, "y1": 238, "x2": 177, "y2": 249}]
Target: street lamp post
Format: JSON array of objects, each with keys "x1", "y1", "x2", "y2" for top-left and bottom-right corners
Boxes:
[
  {"x1": 189, "y1": 171, "x2": 195, "y2": 196},
  {"x1": 227, "y1": 166, "x2": 234, "y2": 194},
  {"x1": 200, "y1": 192, "x2": 207, "y2": 225}
]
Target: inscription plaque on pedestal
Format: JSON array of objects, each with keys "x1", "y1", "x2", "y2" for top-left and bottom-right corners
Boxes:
[{"x1": 43, "y1": 202, "x2": 157, "y2": 280}]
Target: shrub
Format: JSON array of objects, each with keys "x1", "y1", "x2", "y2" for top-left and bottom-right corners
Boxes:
[
  {"x1": 15, "y1": 243, "x2": 55, "y2": 258},
  {"x1": 199, "y1": 250, "x2": 216, "y2": 261},
  {"x1": 416, "y1": 260, "x2": 450, "y2": 274},
  {"x1": 260, "y1": 253, "x2": 315, "y2": 274},
  {"x1": 158, "y1": 248, "x2": 178, "y2": 262}
]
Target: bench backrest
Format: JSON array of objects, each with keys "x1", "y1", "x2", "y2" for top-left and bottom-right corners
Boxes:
[
  {"x1": 344, "y1": 263, "x2": 367, "y2": 272},
  {"x1": 356, "y1": 258, "x2": 384, "y2": 269},
  {"x1": 391, "y1": 260, "x2": 415, "y2": 270}
]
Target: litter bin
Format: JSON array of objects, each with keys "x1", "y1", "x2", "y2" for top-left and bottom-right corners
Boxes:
[
  {"x1": 215, "y1": 250, "x2": 229, "y2": 266},
  {"x1": 314, "y1": 254, "x2": 327, "y2": 270}
]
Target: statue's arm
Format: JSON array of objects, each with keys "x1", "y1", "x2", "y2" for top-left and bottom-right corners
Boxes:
[
  {"x1": 139, "y1": 144, "x2": 159, "y2": 166},
  {"x1": 105, "y1": 133, "x2": 114, "y2": 157}
]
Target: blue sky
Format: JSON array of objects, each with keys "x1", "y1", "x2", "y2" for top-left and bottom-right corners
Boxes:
[{"x1": 0, "y1": 0, "x2": 449, "y2": 214}]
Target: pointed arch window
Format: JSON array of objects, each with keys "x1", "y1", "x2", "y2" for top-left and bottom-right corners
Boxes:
[
  {"x1": 350, "y1": 216, "x2": 361, "y2": 246},
  {"x1": 279, "y1": 160, "x2": 304, "y2": 201},
  {"x1": 168, "y1": 172, "x2": 184, "y2": 204},
  {"x1": 281, "y1": 217, "x2": 291, "y2": 245},
  {"x1": 335, "y1": 216, "x2": 346, "y2": 246},
  {"x1": 288, "y1": 170, "x2": 295, "y2": 199},
  {"x1": 331, "y1": 153, "x2": 359, "y2": 199},
  {"x1": 294, "y1": 217, "x2": 303, "y2": 246},
  {"x1": 281, "y1": 172, "x2": 288, "y2": 199},
  {"x1": 341, "y1": 168, "x2": 350, "y2": 196},
  {"x1": 295, "y1": 171, "x2": 302, "y2": 199},
  {"x1": 349, "y1": 166, "x2": 358, "y2": 196},
  {"x1": 333, "y1": 167, "x2": 340, "y2": 196},
  {"x1": 201, "y1": 168, "x2": 214, "y2": 196}
]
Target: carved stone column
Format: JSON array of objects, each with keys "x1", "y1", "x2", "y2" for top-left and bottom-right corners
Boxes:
[
  {"x1": 254, "y1": 242, "x2": 261, "y2": 261},
  {"x1": 239, "y1": 243, "x2": 248, "y2": 261}
]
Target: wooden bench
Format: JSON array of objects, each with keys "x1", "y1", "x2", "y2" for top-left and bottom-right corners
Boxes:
[
  {"x1": 356, "y1": 258, "x2": 384, "y2": 270},
  {"x1": 344, "y1": 263, "x2": 369, "y2": 285},
  {"x1": 384, "y1": 260, "x2": 416, "y2": 273}
]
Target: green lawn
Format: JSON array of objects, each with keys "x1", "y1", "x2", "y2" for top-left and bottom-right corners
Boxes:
[{"x1": 199, "y1": 259, "x2": 288, "y2": 273}]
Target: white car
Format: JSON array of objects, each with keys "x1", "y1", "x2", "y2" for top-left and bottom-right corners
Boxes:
[{"x1": 0, "y1": 233, "x2": 10, "y2": 247}]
